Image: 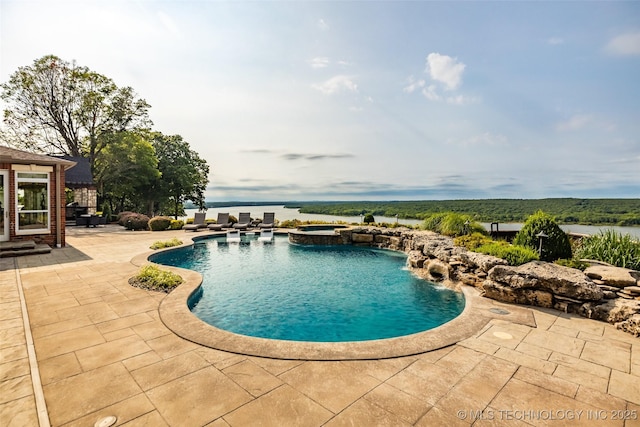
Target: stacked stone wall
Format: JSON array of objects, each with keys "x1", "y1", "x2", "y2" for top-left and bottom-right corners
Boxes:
[{"x1": 334, "y1": 226, "x2": 640, "y2": 336}]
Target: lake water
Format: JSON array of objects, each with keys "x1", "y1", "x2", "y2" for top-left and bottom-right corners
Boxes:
[{"x1": 183, "y1": 205, "x2": 640, "y2": 239}]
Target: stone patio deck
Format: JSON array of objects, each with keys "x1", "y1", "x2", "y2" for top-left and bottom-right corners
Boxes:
[{"x1": 1, "y1": 225, "x2": 639, "y2": 426}]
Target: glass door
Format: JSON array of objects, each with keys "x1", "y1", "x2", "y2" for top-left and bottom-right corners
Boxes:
[{"x1": 0, "y1": 170, "x2": 8, "y2": 242}]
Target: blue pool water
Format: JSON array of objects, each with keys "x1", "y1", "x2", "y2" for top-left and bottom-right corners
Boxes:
[{"x1": 151, "y1": 235, "x2": 465, "y2": 342}]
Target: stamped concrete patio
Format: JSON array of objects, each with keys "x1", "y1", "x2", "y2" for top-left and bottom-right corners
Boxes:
[{"x1": 1, "y1": 225, "x2": 639, "y2": 426}]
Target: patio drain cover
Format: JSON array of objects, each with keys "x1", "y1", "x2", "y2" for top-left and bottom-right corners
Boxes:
[
  {"x1": 493, "y1": 331, "x2": 513, "y2": 340},
  {"x1": 94, "y1": 416, "x2": 117, "y2": 427},
  {"x1": 489, "y1": 308, "x2": 511, "y2": 315}
]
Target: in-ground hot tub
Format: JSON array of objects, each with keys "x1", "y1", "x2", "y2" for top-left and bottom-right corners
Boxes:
[{"x1": 288, "y1": 224, "x2": 350, "y2": 245}]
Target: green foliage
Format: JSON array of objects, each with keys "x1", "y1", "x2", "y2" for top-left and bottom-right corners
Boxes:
[
  {"x1": 575, "y1": 229, "x2": 640, "y2": 270},
  {"x1": 94, "y1": 131, "x2": 161, "y2": 215},
  {"x1": 554, "y1": 258, "x2": 589, "y2": 271},
  {"x1": 169, "y1": 219, "x2": 184, "y2": 230},
  {"x1": 1, "y1": 55, "x2": 150, "y2": 167},
  {"x1": 293, "y1": 199, "x2": 640, "y2": 227},
  {"x1": 151, "y1": 132, "x2": 210, "y2": 217},
  {"x1": 421, "y1": 212, "x2": 485, "y2": 237},
  {"x1": 513, "y1": 210, "x2": 572, "y2": 261},
  {"x1": 454, "y1": 232, "x2": 494, "y2": 250},
  {"x1": 149, "y1": 216, "x2": 172, "y2": 231},
  {"x1": 150, "y1": 238, "x2": 183, "y2": 250},
  {"x1": 476, "y1": 241, "x2": 540, "y2": 266},
  {"x1": 363, "y1": 213, "x2": 375, "y2": 224},
  {"x1": 131, "y1": 265, "x2": 183, "y2": 292},
  {"x1": 101, "y1": 202, "x2": 112, "y2": 221}
]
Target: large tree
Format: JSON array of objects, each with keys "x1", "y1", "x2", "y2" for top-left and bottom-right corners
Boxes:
[
  {"x1": 93, "y1": 131, "x2": 161, "y2": 215},
  {"x1": 1, "y1": 55, "x2": 151, "y2": 169},
  {"x1": 152, "y1": 132, "x2": 210, "y2": 218}
]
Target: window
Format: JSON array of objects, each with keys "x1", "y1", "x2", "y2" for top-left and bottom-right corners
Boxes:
[{"x1": 16, "y1": 172, "x2": 49, "y2": 233}]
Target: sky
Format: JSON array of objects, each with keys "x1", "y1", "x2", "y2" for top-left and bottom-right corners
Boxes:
[{"x1": 1, "y1": 0, "x2": 639, "y2": 202}]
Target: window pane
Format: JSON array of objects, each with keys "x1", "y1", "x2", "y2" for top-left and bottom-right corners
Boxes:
[
  {"x1": 17, "y1": 172, "x2": 48, "y2": 179},
  {"x1": 18, "y1": 212, "x2": 48, "y2": 230},
  {"x1": 17, "y1": 182, "x2": 48, "y2": 210}
]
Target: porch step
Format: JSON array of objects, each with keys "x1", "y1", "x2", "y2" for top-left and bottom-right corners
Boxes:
[{"x1": 0, "y1": 241, "x2": 51, "y2": 257}]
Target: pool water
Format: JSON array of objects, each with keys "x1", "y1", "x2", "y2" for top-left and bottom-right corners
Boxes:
[{"x1": 151, "y1": 235, "x2": 465, "y2": 342}]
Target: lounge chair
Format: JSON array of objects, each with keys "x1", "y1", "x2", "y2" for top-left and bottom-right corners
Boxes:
[
  {"x1": 207, "y1": 212, "x2": 232, "y2": 231},
  {"x1": 183, "y1": 212, "x2": 207, "y2": 231},
  {"x1": 259, "y1": 212, "x2": 275, "y2": 229},
  {"x1": 233, "y1": 212, "x2": 252, "y2": 230},
  {"x1": 226, "y1": 229, "x2": 241, "y2": 243},
  {"x1": 258, "y1": 228, "x2": 274, "y2": 242}
]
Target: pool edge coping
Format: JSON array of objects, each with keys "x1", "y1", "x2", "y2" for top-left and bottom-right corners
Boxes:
[{"x1": 133, "y1": 233, "x2": 537, "y2": 360}]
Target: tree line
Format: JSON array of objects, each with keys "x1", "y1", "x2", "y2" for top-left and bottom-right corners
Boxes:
[
  {"x1": 1, "y1": 55, "x2": 209, "y2": 218},
  {"x1": 293, "y1": 199, "x2": 640, "y2": 226}
]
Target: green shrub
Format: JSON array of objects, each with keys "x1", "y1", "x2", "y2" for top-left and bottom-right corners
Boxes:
[
  {"x1": 169, "y1": 219, "x2": 184, "y2": 230},
  {"x1": 454, "y1": 232, "x2": 494, "y2": 250},
  {"x1": 363, "y1": 213, "x2": 375, "y2": 224},
  {"x1": 129, "y1": 265, "x2": 183, "y2": 292},
  {"x1": 554, "y1": 258, "x2": 589, "y2": 271},
  {"x1": 477, "y1": 241, "x2": 540, "y2": 266},
  {"x1": 101, "y1": 202, "x2": 112, "y2": 221},
  {"x1": 575, "y1": 229, "x2": 640, "y2": 270},
  {"x1": 421, "y1": 212, "x2": 448, "y2": 232},
  {"x1": 513, "y1": 210, "x2": 571, "y2": 261},
  {"x1": 422, "y1": 212, "x2": 485, "y2": 237},
  {"x1": 150, "y1": 238, "x2": 183, "y2": 250},
  {"x1": 149, "y1": 216, "x2": 172, "y2": 231},
  {"x1": 123, "y1": 213, "x2": 150, "y2": 230},
  {"x1": 228, "y1": 215, "x2": 238, "y2": 224}
]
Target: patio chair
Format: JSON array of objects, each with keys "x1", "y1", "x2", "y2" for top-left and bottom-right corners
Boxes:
[
  {"x1": 207, "y1": 212, "x2": 232, "y2": 231},
  {"x1": 233, "y1": 212, "x2": 252, "y2": 230},
  {"x1": 183, "y1": 212, "x2": 207, "y2": 231},
  {"x1": 259, "y1": 212, "x2": 276, "y2": 229},
  {"x1": 226, "y1": 229, "x2": 241, "y2": 243},
  {"x1": 258, "y1": 228, "x2": 274, "y2": 242}
]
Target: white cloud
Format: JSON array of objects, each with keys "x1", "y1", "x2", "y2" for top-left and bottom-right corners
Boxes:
[
  {"x1": 403, "y1": 76, "x2": 425, "y2": 93},
  {"x1": 547, "y1": 37, "x2": 564, "y2": 45},
  {"x1": 309, "y1": 57, "x2": 330, "y2": 68},
  {"x1": 556, "y1": 114, "x2": 593, "y2": 131},
  {"x1": 421, "y1": 84, "x2": 442, "y2": 101},
  {"x1": 317, "y1": 18, "x2": 329, "y2": 31},
  {"x1": 605, "y1": 31, "x2": 640, "y2": 56},
  {"x1": 426, "y1": 53, "x2": 466, "y2": 90},
  {"x1": 311, "y1": 75, "x2": 358, "y2": 94},
  {"x1": 449, "y1": 132, "x2": 508, "y2": 146},
  {"x1": 446, "y1": 95, "x2": 479, "y2": 105}
]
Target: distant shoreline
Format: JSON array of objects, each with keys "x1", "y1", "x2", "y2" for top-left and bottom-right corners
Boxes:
[{"x1": 187, "y1": 198, "x2": 640, "y2": 228}]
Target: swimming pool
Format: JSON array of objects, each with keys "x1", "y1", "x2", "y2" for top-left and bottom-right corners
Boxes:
[{"x1": 151, "y1": 234, "x2": 465, "y2": 342}]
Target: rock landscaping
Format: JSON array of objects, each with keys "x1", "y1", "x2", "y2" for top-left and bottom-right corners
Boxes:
[{"x1": 328, "y1": 226, "x2": 640, "y2": 337}]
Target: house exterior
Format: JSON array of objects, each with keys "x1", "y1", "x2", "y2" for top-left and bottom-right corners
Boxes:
[
  {"x1": 0, "y1": 146, "x2": 76, "y2": 247},
  {"x1": 57, "y1": 155, "x2": 97, "y2": 215}
]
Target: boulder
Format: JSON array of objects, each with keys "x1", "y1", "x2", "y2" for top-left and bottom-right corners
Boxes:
[
  {"x1": 482, "y1": 279, "x2": 554, "y2": 308},
  {"x1": 423, "y1": 259, "x2": 452, "y2": 281},
  {"x1": 488, "y1": 261, "x2": 603, "y2": 301},
  {"x1": 584, "y1": 265, "x2": 639, "y2": 288},
  {"x1": 407, "y1": 250, "x2": 425, "y2": 268},
  {"x1": 616, "y1": 314, "x2": 640, "y2": 337},
  {"x1": 580, "y1": 298, "x2": 640, "y2": 323},
  {"x1": 351, "y1": 233, "x2": 374, "y2": 243},
  {"x1": 458, "y1": 250, "x2": 508, "y2": 272}
]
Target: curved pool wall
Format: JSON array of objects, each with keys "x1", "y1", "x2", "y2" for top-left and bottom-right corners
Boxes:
[
  {"x1": 133, "y1": 230, "x2": 537, "y2": 360},
  {"x1": 151, "y1": 235, "x2": 465, "y2": 343}
]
